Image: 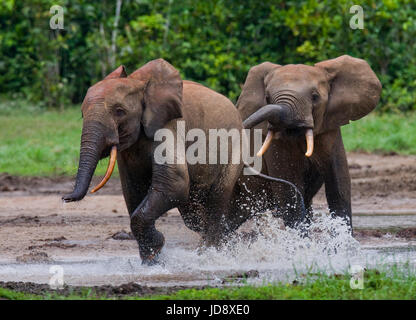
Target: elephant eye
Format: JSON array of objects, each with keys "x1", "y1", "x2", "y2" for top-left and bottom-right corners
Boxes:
[
  {"x1": 265, "y1": 93, "x2": 271, "y2": 103},
  {"x1": 114, "y1": 105, "x2": 126, "y2": 117},
  {"x1": 311, "y1": 92, "x2": 320, "y2": 103}
]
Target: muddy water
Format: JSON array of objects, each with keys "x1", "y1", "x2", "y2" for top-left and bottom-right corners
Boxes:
[
  {"x1": 354, "y1": 214, "x2": 416, "y2": 229},
  {"x1": 1, "y1": 212, "x2": 416, "y2": 287}
]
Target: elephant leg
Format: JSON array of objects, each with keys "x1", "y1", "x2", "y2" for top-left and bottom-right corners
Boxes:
[
  {"x1": 266, "y1": 172, "x2": 306, "y2": 229},
  {"x1": 323, "y1": 131, "x2": 352, "y2": 231},
  {"x1": 131, "y1": 160, "x2": 190, "y2": 265},
  {"x1": 117, "y1": 148, "x2": 152, "y2": 216},
  {"x1": 262, "y1": 140, "x2": 307, "y2": 229},
  {"x1": 304, "y1": 165, "x2": 325, "y2": 225},
  {"x1": 130, "y1": 190, "x2": 173, "y2": 265},
  {"x1": 203, "y1": 164, "x2": 242, "y2": 247},
  {"x1": 203, "y1": 199, "x2": 229, "y2": 247},
  {"x1": 263, "y1": 179, "x2": 305, "y2": 229},
  {"x1": 177, "y1": 186, "x2": 208, "y2": 233},
  {"x1": 127, "y1": 120, "x2": 190, "y2": 264}
]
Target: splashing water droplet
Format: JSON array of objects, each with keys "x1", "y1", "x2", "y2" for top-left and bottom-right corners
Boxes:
[{"x1": 157, "y1": 212, "x2": 361, "y2": 284}]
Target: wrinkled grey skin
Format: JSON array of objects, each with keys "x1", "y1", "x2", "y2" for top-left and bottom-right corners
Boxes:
[
  {"x1": 63, "y1": 59, "x2": 293, "y2": 265},
  {"x1": 237, "y1": 55, "x2": 382, "y2": 231}
]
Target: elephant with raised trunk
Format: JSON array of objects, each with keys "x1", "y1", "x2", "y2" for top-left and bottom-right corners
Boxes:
[
  {"x1": 63, "y1": 59, "x2": 300, "y2": 264},
  {"x1": 237, "y1": 55, "x2": 382, "y2": 231}
]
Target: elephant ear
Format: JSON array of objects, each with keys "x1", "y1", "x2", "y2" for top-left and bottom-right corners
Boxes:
[
  {"x1": 236, "y1": 62, "x2": 280, "y2": 121},
  {"x1": 129, "y1": 59, "x2": 183, "y2": 139},
  {"x1": 315, "y1": 55, "x2": 381, "y2": 131},
  {"x1": 104, "y1": 65, "x2": 128, "y2": 79}
]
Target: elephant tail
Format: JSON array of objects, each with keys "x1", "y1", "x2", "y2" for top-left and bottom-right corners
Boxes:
[{"x1": 242, "y1": 162, "x2": 307, "y2": 222}]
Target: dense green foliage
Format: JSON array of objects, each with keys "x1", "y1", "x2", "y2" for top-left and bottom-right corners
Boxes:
[
  {"x1": 1, "y1": 269, "x2": 415, "y2": 300},
  {"x1": 1, "y1": 0, "x2": 416, "y2": 111}
]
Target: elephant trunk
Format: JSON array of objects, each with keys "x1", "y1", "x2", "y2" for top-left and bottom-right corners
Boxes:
[
  {"x1": 243, "y1": 104, "x2": 292, "y2": 157},
  {"x1": 62, "y1": 121, "x2": 116, "y2": 202},
  {"x1": 243, "y1": 104, "x2": 292, "y2": 130}
]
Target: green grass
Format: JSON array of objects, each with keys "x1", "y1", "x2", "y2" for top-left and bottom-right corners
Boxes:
[
  {"x1": 0, "y1": 101, "x2": 111, "y2": 176},
  {"x1": 1, "y1": 100, "x2": 415, "y2": 176},
  {"x1": 147, "y1": 269, "x2": 416, "y2": 300},
  {"x1": 0, "y1": 269, "x2": 415, "y2": 300},
  {"x1": 342, "y1": 113, "x2": 416, "y2": 155}
]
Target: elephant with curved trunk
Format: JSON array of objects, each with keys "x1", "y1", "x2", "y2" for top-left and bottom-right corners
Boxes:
[
  {"x1": 237, "y1": 55, "x2": 382, "y2": 231},
  {"x1": 63, "y1": 59, "x2": 299, "y2": 264}
]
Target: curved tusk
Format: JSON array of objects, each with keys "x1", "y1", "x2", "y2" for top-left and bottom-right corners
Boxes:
[
  {"x1": 257, "y1": 130, "x2": 275, "y2": 157},
  {"x1": 91, "y1": 146, "x2": 117, "y2": 193},
  {"x1": 305, "y1": 129, "x2": 314, "y2": 157}
]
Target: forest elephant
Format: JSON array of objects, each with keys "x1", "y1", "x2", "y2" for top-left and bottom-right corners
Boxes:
[
  {"x1": 237, "y1": 55, "x2": 382, "y2": 231},
  {"x1": 63, "y1": 59, "x2": 298, "y2": 265}
]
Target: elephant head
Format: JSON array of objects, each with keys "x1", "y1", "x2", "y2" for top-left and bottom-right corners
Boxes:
[
  {"x1": 63, "y1": 59, "x2": 182, "y2": 202},
  {"x1": 238, "y1": 55, "x2": 382, "y2": 157}
]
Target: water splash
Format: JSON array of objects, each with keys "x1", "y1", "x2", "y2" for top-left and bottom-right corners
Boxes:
[{"x1": 159, "y1": 212, "x2": 361, "y2": 284}]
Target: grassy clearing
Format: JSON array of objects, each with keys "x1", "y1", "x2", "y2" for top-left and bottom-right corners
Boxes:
[
  {"x1": 1, "y1": 100, "x2": 415, "y2": 176},
  {"x1": 0, "y1": 101, "x2": 110, "y2": 176},
  {"x1": 341, "y1": 113, "x2": 416, "y2": 155},
  {"x1": 0, "y1": 269, "x2": 415, "y2": 300}
]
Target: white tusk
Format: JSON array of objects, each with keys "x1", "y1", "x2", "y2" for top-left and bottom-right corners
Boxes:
[
  {"x1": 305, "y1": 129, "x2": 314, "y2": 157},
  {"x1": 257, "y1": 130, "x2": 275, "y2": 157},
  {"x1": 91, "y1": 146, "x2": 117, "y2": 193}
]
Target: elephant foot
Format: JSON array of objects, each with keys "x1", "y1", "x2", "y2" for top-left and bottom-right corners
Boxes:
[
  {"x1": 138, "y1": 229, "x2": 165, "y2": 266},
  {"x1": 140, "y1": 248, "x2": 163, "y2": 266}
]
